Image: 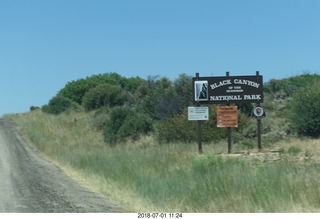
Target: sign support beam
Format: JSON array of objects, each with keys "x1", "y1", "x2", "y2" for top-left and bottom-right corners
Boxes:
[
  {"x1": 195, "y1": 73, "x2": 203, "y2": 154},
  {"x1": 257, "y1": 118, "x2": 262, "y2": 150},
  {"x1": 197, "y1": 120, "x2": 203, "y2": 154},
  {"x1": 227, "y1": 127, "x2": 232, "y2": 154},
  {"x1": 226, "y1": 72, "x2": 232, "y2": 154},
  {"x1": 256, "y1": 71, "x2": 262, "y2": 151}
]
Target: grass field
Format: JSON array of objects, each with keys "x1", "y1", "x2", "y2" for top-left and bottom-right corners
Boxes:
[{"x1": 6, "y1": 110, "x2": 320, "y2": 212}]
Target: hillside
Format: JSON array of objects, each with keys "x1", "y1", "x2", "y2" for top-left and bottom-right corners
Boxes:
[
  {"x1": 32, "y1": 72, "x2": 320, "y2": 145},
  {"x1": 6, "y1": 72, "x2": 320, "y2": 212}
]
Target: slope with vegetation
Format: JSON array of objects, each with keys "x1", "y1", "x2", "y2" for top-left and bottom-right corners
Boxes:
[{"x1": 8, "y1": 72, "x2": 320, "y2": 212}]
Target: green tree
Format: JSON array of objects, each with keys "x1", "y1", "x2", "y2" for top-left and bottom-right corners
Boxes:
[
  {"x1": 154, "y1": 87, "x2": 184, "y2": 119},
  {"x1": 155, "y1": 106, "x2": 227, "y2": 143},
  {"x1": 57, "y1": 72, "x2": 140, "y2": 105},
  {"x1": 174, "y1": 73, "x2": 193, "y2": 108},
  {"x1": 289, "y1": 81, "x2": 320, "y2": 137},
  {"x1": 104, "y1": 106, "x2": 153, "y2": 144},
  {"x1": 264, "y1": 73, "x2": 320, "y2": 99},
  {"x1": 82, "y1": 84, "x2": 127, "y2": 111},
  {"x1": 42, "y1": 96, "x2": 80, "y2": 115},
  {"x1": 135, "y1": 76, "x2": 174, "y2": 118}
]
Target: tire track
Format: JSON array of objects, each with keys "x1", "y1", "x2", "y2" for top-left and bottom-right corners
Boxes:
[{"x1": 0, "y1": 119, "x2": 122, "y2": 213}]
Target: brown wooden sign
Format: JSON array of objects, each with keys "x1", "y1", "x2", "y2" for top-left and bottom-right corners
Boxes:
[{"x1": 216, "y1": 106, "x2": 238, "y2": 128}]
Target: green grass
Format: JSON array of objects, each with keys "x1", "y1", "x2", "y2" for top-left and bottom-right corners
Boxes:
[{"x1": 6, "y1": 110, "x2": 320, "y2": 212}]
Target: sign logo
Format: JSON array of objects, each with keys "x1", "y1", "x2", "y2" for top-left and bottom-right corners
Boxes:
[
  {"x1": 194, "y1": 81, "x2": 208, "y2": 101},
  {"x1": 251, "y1": 106, "x2": 266, "y2": 120}
]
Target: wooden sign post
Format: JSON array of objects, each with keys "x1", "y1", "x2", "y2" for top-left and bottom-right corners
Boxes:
[{"x1": 188, "y1": 105, "x2": 209, "y2": 154}]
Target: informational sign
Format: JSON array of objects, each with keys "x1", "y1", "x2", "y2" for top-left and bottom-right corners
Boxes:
[
  {"x1": 216, "y1": 106, "x2": 238, "y2": 128},
  {"x1": 188, "y1": 106, "x2": 209, "y2": 121},
  {"x1": 193, "y1": 75, "x2": 263, "y2": 104},
  {"x1": 251, "y1": 106, "x2": 266, "y2": 120}
]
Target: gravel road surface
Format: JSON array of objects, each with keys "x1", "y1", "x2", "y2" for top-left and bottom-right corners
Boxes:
[{"x1": 0, "y1": 119, "x2": 122, "y2": 213}]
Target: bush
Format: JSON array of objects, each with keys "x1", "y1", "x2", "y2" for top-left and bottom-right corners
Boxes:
[
  {"x1": 289, "y1": 81, "x2": 320, "y2": 137},
  {"x1": 135, "y1": 76, "x2": 175, "y2": 118},
  {"x1": 42, "y1": 96, "x2": 80, "y2": 115},
  {"x1": 92, "y1": 107, "x2": 110, "y2": 131},
  {"x1": 242, "y1": 121, "x2": 257, "y2": 138},
  {"x1": 174, "y1": 73, "x2": 193, "y2": 108},
  {"x1": 118, "y1": 112, "x2": 153, "y2": 140},
  {"x1": 155, "y1": 113, "x2": 196, "y2": 143},
  {"x1": 262, "y1": 131, "x2": 284, "y2": 143},
  {"x1": 30, "y1": 106, "x2": 40, "y2": 111},
  {"x1": 287, "y1": 146, "x2": 301, "y2": 156},
  {"x1": 57, "y1": 72, "x2": 143, "y2": 105},
  {"x1": 82, "y1": 84, "x2": 127, "y2": 111},
  {"x1": 236, "y1": 139, "x2": 255, "y2": 150},
  {"x1": 155, "y1": 106, "x2": 227, "y2": 143},
  {"x1": 264, "y1": 73, "x2": 320, "y2": 99},
  {"x1": 154, "y1": 89, "x2": 184, "y2": 119},
  {"x1": 103, "y1": 107, "x2": 153, "y2": 144}
]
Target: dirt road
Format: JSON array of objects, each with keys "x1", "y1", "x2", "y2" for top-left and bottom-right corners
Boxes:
[{"x1": 0, "y1": 119, "x2": 122, "y2": 213}]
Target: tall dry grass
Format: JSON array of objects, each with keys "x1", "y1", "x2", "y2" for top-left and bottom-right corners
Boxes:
[{"x1": 6, "y1": 110, "x2": 320, "y2": 212}]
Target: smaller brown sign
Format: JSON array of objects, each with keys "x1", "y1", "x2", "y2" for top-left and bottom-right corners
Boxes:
[{"x1": 216, "y1": 106, "x2": 238, "y2": 128}]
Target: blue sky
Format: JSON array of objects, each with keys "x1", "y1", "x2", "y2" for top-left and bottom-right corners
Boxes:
[{"x1": 1, "y1": 0, "x2": 320, "y2": 115}]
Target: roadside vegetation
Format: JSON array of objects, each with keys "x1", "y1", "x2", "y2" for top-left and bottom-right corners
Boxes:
[{"x1": 6, "y1": 71, "x2": 320, "y2": 212}]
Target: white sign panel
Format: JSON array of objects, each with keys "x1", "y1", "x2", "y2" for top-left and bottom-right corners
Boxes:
[{"x1": 188, "y1": 106, "x2": 209, "y2": 121}]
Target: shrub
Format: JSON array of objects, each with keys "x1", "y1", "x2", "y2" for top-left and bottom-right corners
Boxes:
[
  {"x1": 135, "y1": 76, "x2": 175, "y2": 118},
  {"x1": 154, "y1": 89, "x2": 184, "y2": 119},
  {"x1": 289, "y1": 81, "x2": 320, "y2": 137},
  {"x1": 236, "y1": 139, "x2": 255, "y2": 150},
  {"x1": 174, "y1": 73, "x2": 193, "y2": 108},
  {"x1": 264, "y1": 73, "x2": 320, "y2": 99},
  {"x1": 82, "y1": 84, "x2": 127, "y2": 111},
  {"x1": 287, "y1": 146, "x2": 301, "y2": 156},
  {"x1": 155, "y1": 106, "x2": 227, "y2": 143},
  {"x1": 57, "y1": 72, "x2": 144, "y2": 105},
  {"x1": 30, "y1": 106, "x2": 40, "y2": 111},
  {"x1": 118, "y1": 112, "x2": 153, "y2": 140},
  {"x1": 42, "y1": 96, "x2": 80, "y2": 115},
  {"x1": 103, "y1": 107, "x2": 153, "y2": 144},
  {"x1": 155, "y1": 113, "x2": 196, "y2": 143},
  {"x1": 242, "y1": 121, "x2": 257, "y2": 138},
  {"x1": 262, "y1": 131, "x2": 284, "y2": 143},
  {"x1": 92, "y1": 107, "x2": 110, "y2": 131}
]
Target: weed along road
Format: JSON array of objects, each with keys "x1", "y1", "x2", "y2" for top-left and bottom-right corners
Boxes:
[{"x1": 0, "y1": 119, "x2": 122, "y2": 213}]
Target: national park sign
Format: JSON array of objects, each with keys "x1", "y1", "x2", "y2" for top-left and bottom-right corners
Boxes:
[{"x1": 193, "y1": 74, "x2": 263, "y2": 104}]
